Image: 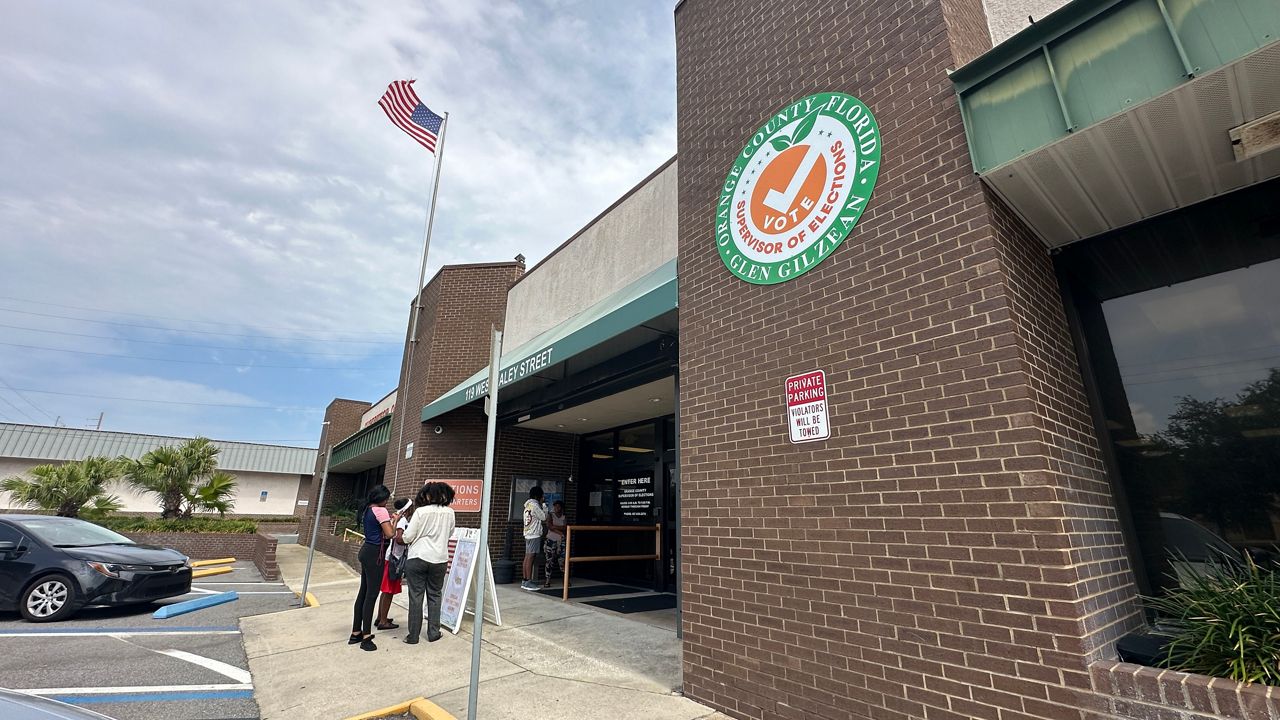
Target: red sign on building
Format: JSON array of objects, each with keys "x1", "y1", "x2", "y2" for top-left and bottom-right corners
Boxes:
[
  {"x1": 785, "y1": 370, "x2": 830, "y2": 444},
  {"x1": 445, "y1": 479, "x2": 484, "y2": 513}
]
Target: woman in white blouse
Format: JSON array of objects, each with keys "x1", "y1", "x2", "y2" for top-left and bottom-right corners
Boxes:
[{"x1": 400, "y1": 481, "x2": 456, "y2": 644}]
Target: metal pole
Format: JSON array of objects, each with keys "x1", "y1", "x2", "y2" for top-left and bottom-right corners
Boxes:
[
  {"x1": 467, "y1": 327, "x2": 503, "y2": 720},
  {"x1": 391, "y1": 112, "x2": 450, "y2": 494},
  {"x1": 298, "y1": 437, "x2": 332, "y2": 607}
]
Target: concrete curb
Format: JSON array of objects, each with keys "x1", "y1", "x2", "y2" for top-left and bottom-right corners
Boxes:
[
  {"x1": 192, "y1": 566, "x2": 233, "y2": 579},
  {"x1": 291, "y1": 590, "x2": 319, "y2": 607},
  {"x1": 191, "y1": 557, "x2": 235, "y2": 567},
  {"x1": 343, "y1": 696, "x2": 456, "y2": 720}
]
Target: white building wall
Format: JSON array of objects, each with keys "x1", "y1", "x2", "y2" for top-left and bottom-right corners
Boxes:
[
  {"x1": 0, "y1": 458, "x2": 303, "y2": 516},
  {"x1": 502, "y1": 160, "x2": 678, "y2": 350},
  {"x1": 983, "y1": 0, "x2": 1071, "y2": 45}
]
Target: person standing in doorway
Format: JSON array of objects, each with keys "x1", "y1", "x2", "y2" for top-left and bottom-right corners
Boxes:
[
  {"x1": 349, "y1": 484, "x2": 392, "y2": 651},
  {"x1": 521, "y1": 485, "x2": 547, "y2": 591},
  {"x1": 542, "y1": 500, "x2": 568, "y2": 588},
  {"x1": 401, "y1": 482, "x2": 455, "y2": 644}
]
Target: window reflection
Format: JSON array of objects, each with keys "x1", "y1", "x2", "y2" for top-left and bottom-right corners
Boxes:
[{"x1": 1101, "y1": 258, "x2": 1280, "y2": 591}]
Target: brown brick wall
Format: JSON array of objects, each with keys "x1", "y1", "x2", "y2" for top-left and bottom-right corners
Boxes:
[
  {"x1": 309, "y1": 526, "x2": 361, "y2": 570},
  {"x1": 492, "y1": 425, "x2": 578, "y2": 561},
  {"x1": 939, "y1": 0, "x2": 993, "y2": 67},
  {"x1": 123, "y1": 531, "x2": 279, "y2": 581},
  {"x1": 302, "y1": 399, "x2": 371, "y2": 526},
  {"x1": 1090, "y1": 663, "x2": 1280, "y2": 720},
  {"x1": 386, "y1": 262, "x2": 524, "y2": 496},
  {"x1": 673, "y1": 0, "x2": 1149, "y2": 719},
  {"x1": 398, "y1": 405, "x2": 578, "y2": 560}
]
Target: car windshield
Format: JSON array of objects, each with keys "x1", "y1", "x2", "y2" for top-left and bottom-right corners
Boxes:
[{"x1": 17, "y1": 518, "x2": 135, "y2": 548}]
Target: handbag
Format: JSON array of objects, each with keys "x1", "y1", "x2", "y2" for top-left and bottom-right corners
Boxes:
[{"x1": 388, "y1": 542, "x2": 408, "y2": 580}]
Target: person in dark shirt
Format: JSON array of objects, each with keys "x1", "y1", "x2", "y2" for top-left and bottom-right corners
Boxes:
[{"x1": 349, "y1": 484, "x2": 392, "y2": 651}]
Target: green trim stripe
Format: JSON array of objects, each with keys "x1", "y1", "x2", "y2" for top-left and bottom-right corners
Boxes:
[
  {"x1": 420, "y1": 259, "x2": 678, "y2": 423},
  {"x1": 329, "y1": 414, "x2": 392, "y2": 469}
]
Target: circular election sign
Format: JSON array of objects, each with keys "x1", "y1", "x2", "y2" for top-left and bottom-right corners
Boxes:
[{"x1": 715, "y1": 92, "x2": 882, "y2": 285}]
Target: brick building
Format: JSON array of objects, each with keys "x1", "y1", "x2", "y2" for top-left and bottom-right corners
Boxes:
[{"x1": 301, "y1": 0, "x2": 1280, "y2": 717}]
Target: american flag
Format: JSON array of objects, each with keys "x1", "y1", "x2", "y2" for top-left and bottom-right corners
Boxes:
[{"x1": 378, "y1": 80, "x2": 444, "y2": 153}]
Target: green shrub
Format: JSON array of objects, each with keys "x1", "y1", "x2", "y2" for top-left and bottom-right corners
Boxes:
[
  {"x1": 322, "y1": 497, "x2": 362, "y2": 531},
  {"x1": 1145, "y1": 555, "x2": 1280, "y2": 685},
  {"x1": 95, "y1": 516, "x2": 258, "y2": 534}
]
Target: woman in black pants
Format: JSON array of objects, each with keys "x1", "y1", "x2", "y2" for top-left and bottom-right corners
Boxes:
[{"x1": 349, "y1": 484, "x2": 393, "y2": 651}]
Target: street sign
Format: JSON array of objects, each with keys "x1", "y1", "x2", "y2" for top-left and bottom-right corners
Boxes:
[{"x1": 785, "y1": 369, "x2": 830, "y2": 443}]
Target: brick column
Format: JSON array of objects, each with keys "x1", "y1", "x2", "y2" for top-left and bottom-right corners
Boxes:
[{"x1": 674, "y1": 1, "x2": 1139, "y2": 718}]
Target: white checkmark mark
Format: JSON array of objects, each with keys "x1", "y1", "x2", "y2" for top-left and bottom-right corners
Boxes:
[{"x1": 763, "y1": 145, "x2": 820, "y2": 214}]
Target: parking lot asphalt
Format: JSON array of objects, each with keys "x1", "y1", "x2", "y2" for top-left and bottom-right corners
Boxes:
[{"x1": 0, "y1": 562, "x2": 296, "y2": 720}]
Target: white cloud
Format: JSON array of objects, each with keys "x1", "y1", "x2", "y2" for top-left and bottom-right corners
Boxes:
[{"x1": 0, "y1": 0, "x2": 676, "y2": 444}]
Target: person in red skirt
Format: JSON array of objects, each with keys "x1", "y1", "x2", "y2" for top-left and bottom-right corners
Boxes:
[{"x1": 375, "y1": 498, "x2": 413, "y2": 630}]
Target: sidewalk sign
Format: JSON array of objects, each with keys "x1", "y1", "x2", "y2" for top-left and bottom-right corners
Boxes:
[{"x1": 440, "y1": 527, "x2": 502, "y2": 633}]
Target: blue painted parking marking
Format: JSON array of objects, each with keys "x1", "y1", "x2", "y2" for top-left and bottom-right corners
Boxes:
[
  {"x1": 53, "y1": 690, "x2": 254, "y2": 704},
  {"x1": 152, "y1": 591, "x2": 238, "y2": 619},
  {"x1": 0, "y1": 625, "x2": 239, "y2": 634}
]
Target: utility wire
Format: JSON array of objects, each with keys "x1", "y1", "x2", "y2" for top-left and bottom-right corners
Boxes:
[
  {"x1": 0, "y1": 307, "x2": 398, "y2": 344},
  {"x1": 0, "y1": 294, "x2": 402, "y2": 337},
  {"x1": 0, "y1": 391, "x2": 38, "y2": 423},
  {"x1": 5, "y1": 387, "x2": 322, "y2": 412},
  {"x1": 0, "y1": 322, "x2": 397, "y2": 358},
  {"x1": 0, "y1": 376, "x2": 56, "y2": 421},
  {"x1": 0, "y1": 341, "x2": 384, "y2": 371},
  {"x1": 1120, "y1": 354, "x2": 1280, "y2": 381}
]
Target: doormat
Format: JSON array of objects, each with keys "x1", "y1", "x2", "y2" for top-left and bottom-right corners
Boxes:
[
  {"x1": 583, "y1": 594, "x2": 677, "y2": 614},
  {"x1": 538, "y1": 583, "x2": 639, "y2": 599}
]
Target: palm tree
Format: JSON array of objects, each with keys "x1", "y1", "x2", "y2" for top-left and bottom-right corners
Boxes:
[
  {"x1": 122, "y1": 438, "x2": 238, "y2": 518},
  {"x1": 1, "y1": 457, "x2": 124, "y2": 518}
]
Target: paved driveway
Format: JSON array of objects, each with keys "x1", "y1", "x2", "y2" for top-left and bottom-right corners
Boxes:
[{"x1": 0, "y1": 562, "x2": 295, "y2": 720}]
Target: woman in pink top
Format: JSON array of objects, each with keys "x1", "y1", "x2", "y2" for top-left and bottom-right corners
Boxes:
[{"x1": 349, "y1": 484, "x2": 392, "y2": 651}]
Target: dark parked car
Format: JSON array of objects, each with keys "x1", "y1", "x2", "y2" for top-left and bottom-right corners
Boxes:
[{"x1": 0, "y1": 515, "x2": 191, "y2": 622}]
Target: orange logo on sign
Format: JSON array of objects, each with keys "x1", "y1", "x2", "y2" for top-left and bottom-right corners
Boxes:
[{"x1": 750, "y1": 145, "x2": 828, "y2": 236}]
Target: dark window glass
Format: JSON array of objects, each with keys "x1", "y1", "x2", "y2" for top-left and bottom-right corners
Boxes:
[
  {"x1": 584, "y1": 432, "x2": 614, "y2": 463},
  {"x1": 18, "y1": 517, "x2": 134, "y2": 548},
  {"x1": 0, "y1": 523, "x2": 23, "y2": 545},
  {"x1": 617, "y1": 423, "x2": 656, "y2": 470},
  {"x1": 1097, "y1": 258, "x2": 1280, "y2": 591}
]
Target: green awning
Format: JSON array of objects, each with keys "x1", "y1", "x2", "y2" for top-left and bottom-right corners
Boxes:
[
  {"x1": 421, "y1": 258, "x2": 677, "y2": 423},
  {"x1": 951, "y1": 0, "x2": 1280, "y2": 173},
  {"x1": 329, "y1": 414, "x2": 391, "y2": 471}
]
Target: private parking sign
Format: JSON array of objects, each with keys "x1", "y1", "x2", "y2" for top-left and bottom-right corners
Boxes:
[{"x1": 786, "y1": 370, "x2": 830, "y2": 443}]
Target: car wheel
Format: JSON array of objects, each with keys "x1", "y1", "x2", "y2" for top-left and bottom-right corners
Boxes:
[{"x1": 20, "y1": 573, "x2": 79, "y2": 622}]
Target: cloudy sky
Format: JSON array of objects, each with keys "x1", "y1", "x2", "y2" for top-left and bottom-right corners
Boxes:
[{"x1": 0, "y1": 1, "x2": 676, "y2": 447}]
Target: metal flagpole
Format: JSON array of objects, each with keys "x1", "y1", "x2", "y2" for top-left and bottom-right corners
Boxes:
[
  {"x1": 297, "y1": 418, "x2": 331, "y2": 607},
  {"x1": 390, "y1": 112, "x2": 450, "y2": 493},
  {"x1": 467, "y1": 326, "x2": 503, "y2": 720}
]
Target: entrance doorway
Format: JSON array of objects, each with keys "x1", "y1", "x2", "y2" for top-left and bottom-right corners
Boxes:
[{"x1": 578, "y1": 415, "x2": 677, "y2": 593}]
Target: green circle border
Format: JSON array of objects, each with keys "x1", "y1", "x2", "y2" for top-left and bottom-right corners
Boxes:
[{"x1": 716, "y1": 91, "x2": 882, "y2": 285}]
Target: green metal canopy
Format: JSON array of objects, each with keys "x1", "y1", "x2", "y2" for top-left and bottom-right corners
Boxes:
[
  {"x1": 950, "y1": 0, "x2": 1280, "y2": 248},
  {"x1": 420, "y1": 258, "x2": 678, "y2": 423},
  {"x1": 328, "y1": 414, "x2": 391, "y2": 472},
  {"x1": 952, "y1": 0, "x2": 1279, "y2": 174}
]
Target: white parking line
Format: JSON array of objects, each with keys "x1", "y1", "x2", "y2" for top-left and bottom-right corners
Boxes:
[
  {"x1": 194, "y1": 581, "x2": 286, "y2": 585},
  {"x1": 24, "y1": 683, "x2": 252, "y2": 695},
  {"x1": 157, "y1": 650, "x2": 252, "y2": 684}
]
